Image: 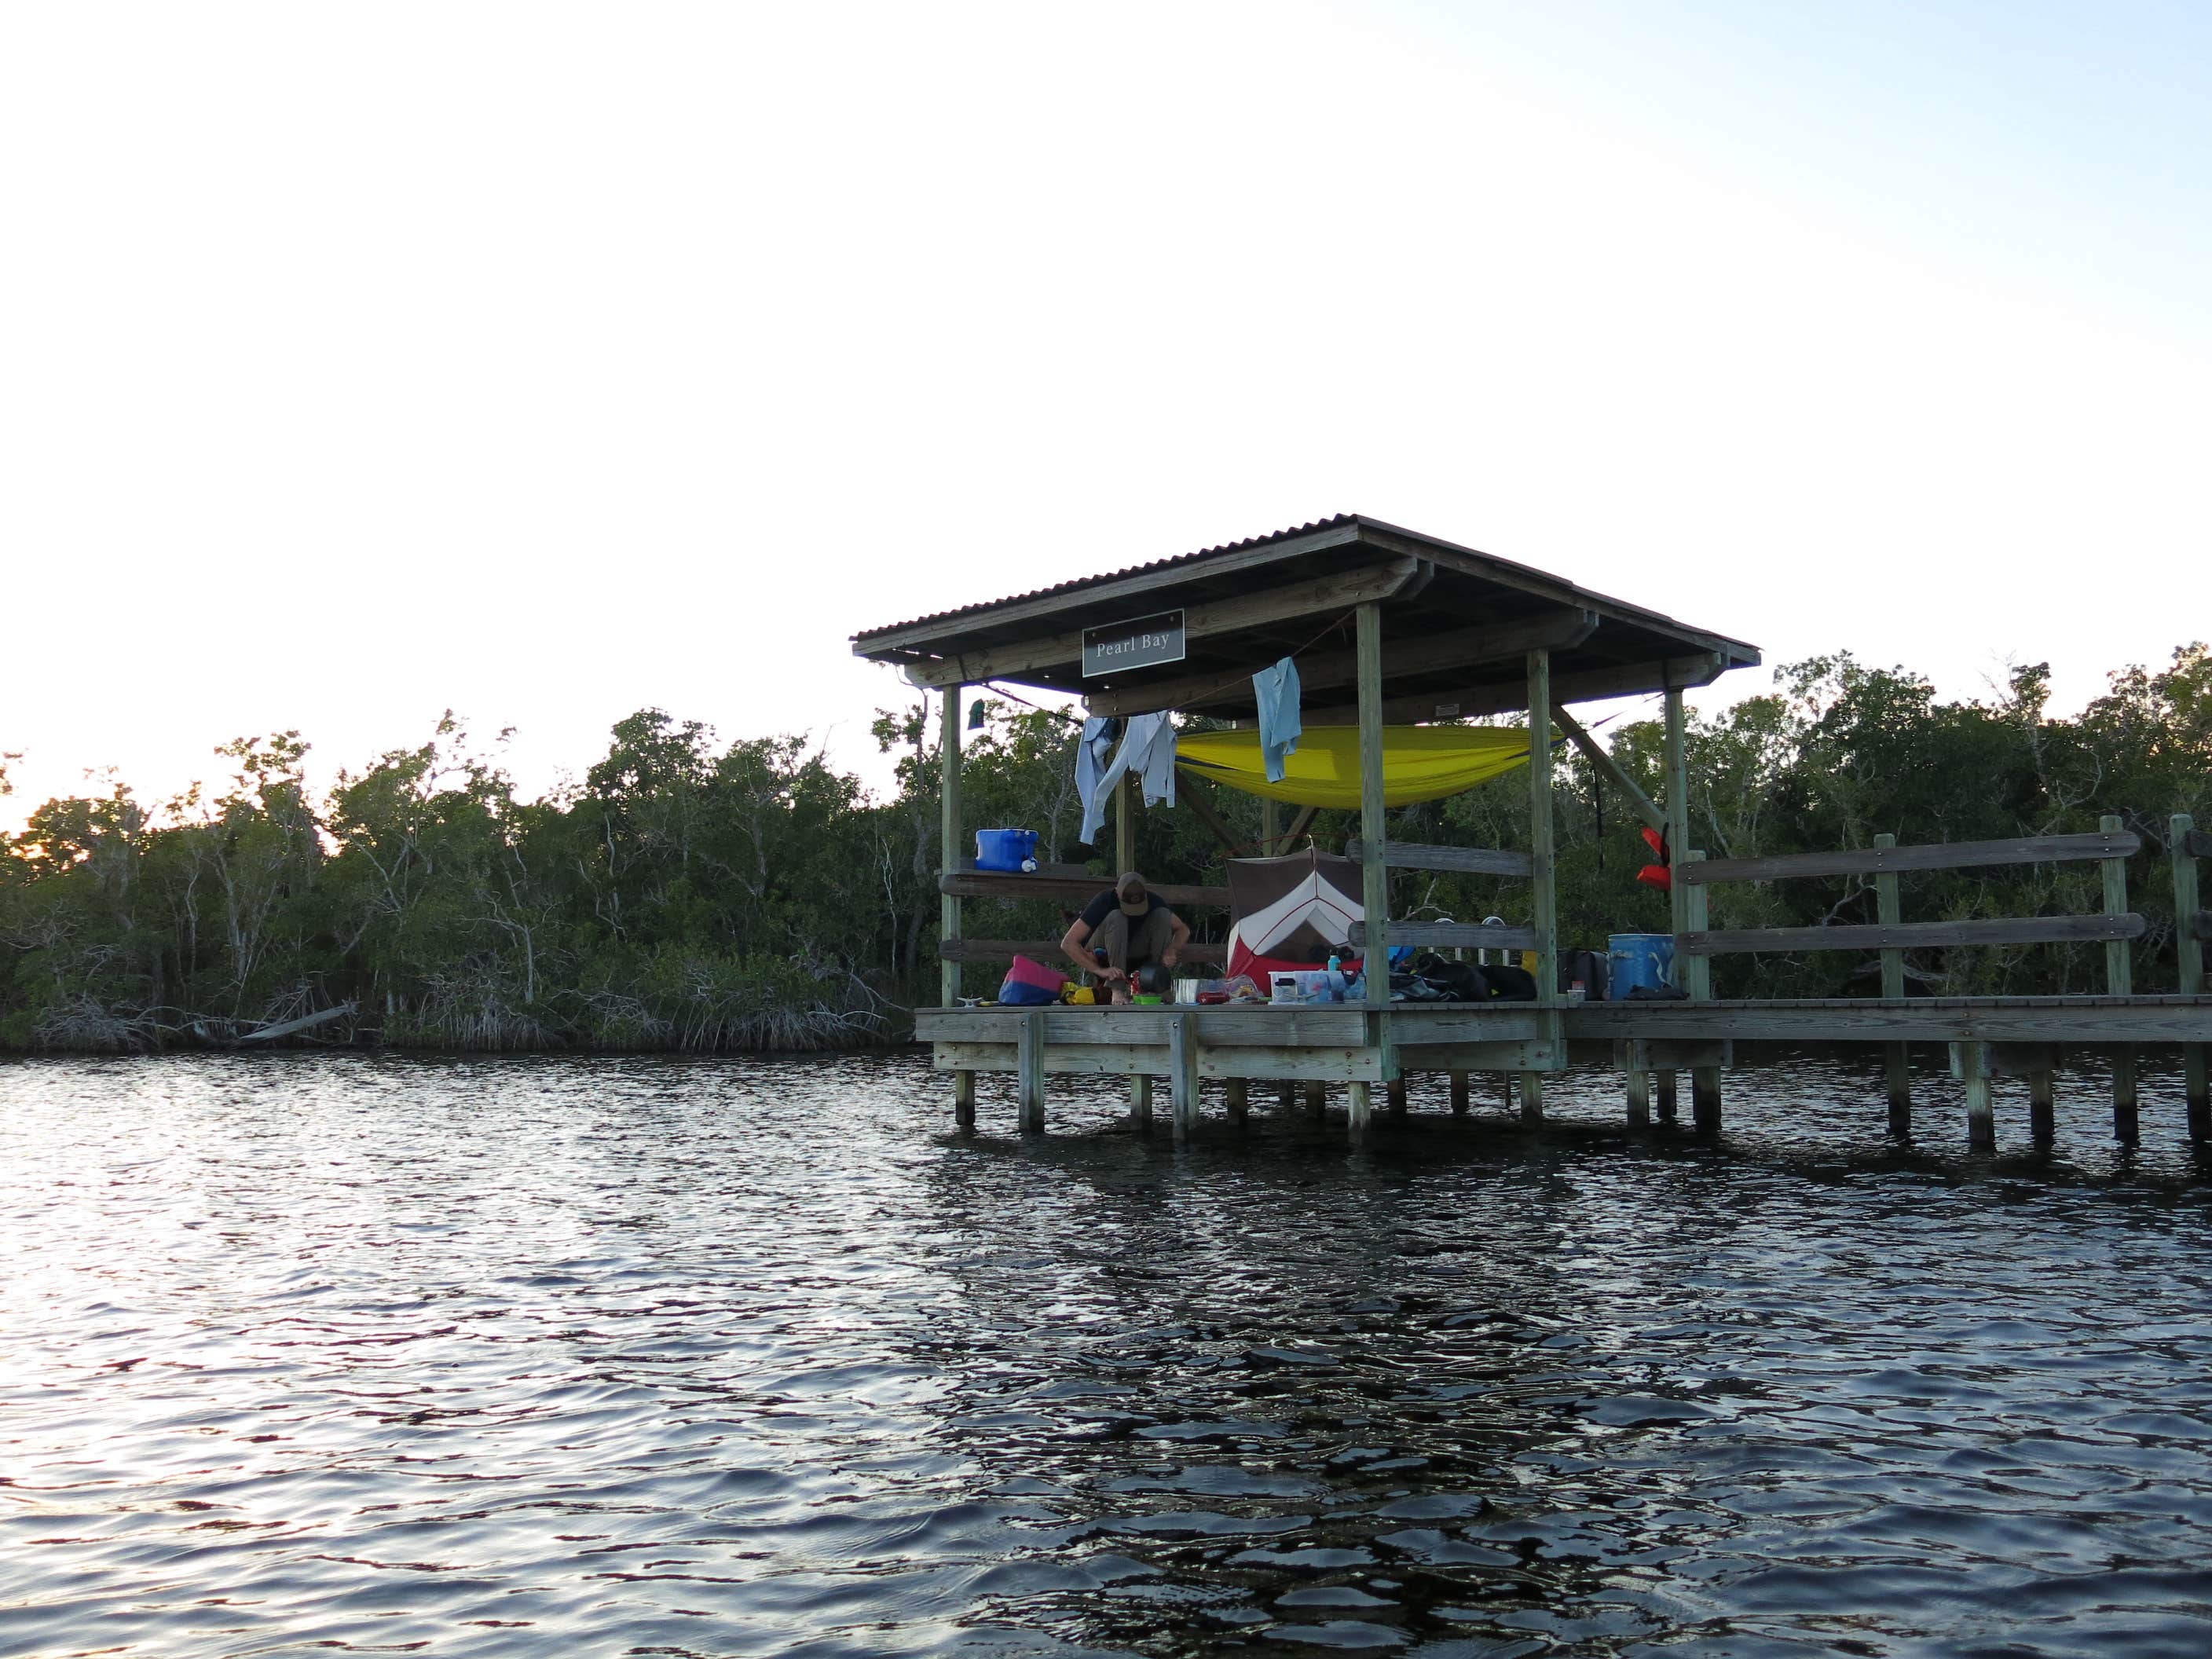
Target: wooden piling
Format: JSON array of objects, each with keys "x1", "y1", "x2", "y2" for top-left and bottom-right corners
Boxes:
[
  {"x1": 1304, "y1": 1081, "x2": 1327, "y2": 1119},
  {"x1": 954, "y1": 1068, "x2": 976, "y2": 1133},
  {"x1": 1347, "y1": 1079, "x2": 1372, "y2": 1138},
  {"x1": 1954, "y1": 1041, "x2": 1994, "y2": 1152},
  {"x1": 1225, "y1": 1077, "x2": 1249, "y2": 1127},
  {"x1": 1017, "y1": 1009, "x2": 1046, "y2": 1134},
  {"x1": 1691, "y1": 1068, "x2": 1723, "y2": 1136},
  {"x1": 1386, "y1": 1079, "x2": 1408, "y2": 1117},
  {"x1": 1519, "y1": 1072, "x2": 1544, "y2": 1123},
  {"x1": 2029, "y1": 1068, "x2": 2055, "y2": 1147},
  {"x1": 1625, "y1": 1040, "x2": 1651, "y2": 1127},
  {"x1": 1168, "y1": 1013, "x2": 1199, "y2": 1143},
  {"x1": 2174, "y1": 814, "x2": 2208, "y2": 1143},
  {"x1": 2101, "y1": 815, "x2": 2138, "y2": 1145},
  {"x1": 1874, "y1": 831, "x2": 1912, "y2": 1138},
  {"x1": 1656, "y1": 1070, "x2": 1679, "y2": 1125},
  {"x1": 1449, "y1": 1071, "x2": 1470, "y2": 1114},
  {"x1": 1277, "y1": 1081, "x2": 1296, "y2": 1115},
  {"x1": 1130, "y1": 1074, "x2": 1153, "y2": 1131}
]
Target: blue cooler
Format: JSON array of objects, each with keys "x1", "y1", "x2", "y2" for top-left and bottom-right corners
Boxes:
[
  {"x1": 974, "y1": 829, "x2": 1039, "y2": 872},
  {"x1": 1607, "y1": 932, "x2": 1675, "y2": 998}
]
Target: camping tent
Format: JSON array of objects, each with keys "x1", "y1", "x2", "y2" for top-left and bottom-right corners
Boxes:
[{"x1": 1225, "y1": 847, "x2": 1366, "y2": 982}]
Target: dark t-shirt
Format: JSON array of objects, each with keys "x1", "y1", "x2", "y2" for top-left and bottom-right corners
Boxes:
[{"x1": 1079, "y1": 889, "x2": 1168, "y2": 932}]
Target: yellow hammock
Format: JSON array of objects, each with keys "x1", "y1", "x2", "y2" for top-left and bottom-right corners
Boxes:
[{"x1": 1176, "y1": 725, "x2": 1534, "y2": 808}]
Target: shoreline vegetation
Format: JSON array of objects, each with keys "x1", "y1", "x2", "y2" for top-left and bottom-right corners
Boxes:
[{"x1": 2, "y1": 647, "x2": 2206, "y2": 1054}]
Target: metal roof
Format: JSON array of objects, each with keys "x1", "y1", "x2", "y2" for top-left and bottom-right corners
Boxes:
[{"x1": 851, "y1": 515, "x2": 1365, "y2": 643}]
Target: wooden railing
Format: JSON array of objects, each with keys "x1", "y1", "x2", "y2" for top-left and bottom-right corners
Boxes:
[
  {"x1": 1342, "y1": 839, "x2": 1538, "y2": 952},
  {"x1": 1672, "y1": 826, "x2": 2146, "y2": 958},
  {"x1": 938, "y1": 859, "x2": 1231, "y2": 970}
]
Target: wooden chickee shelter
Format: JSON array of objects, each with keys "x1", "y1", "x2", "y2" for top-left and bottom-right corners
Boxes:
[{"x1": 852, "y1": 515, "x2": 2212, "y2": 1150}]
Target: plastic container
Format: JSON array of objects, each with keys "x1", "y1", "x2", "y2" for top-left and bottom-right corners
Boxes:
[
  {"x1": 974, "y1": 828, "x2": 1039, "y2": 873},
  {"x1": 1606, "y1": 932, "x2": 1675, "y2": 999}
]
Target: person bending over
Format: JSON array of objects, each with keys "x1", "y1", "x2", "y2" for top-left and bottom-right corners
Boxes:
[{"x1": 1060, "y1": 871, "x2": 1189, "y2": 1003}]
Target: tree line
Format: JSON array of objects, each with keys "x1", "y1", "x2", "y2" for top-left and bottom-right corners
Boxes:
[{"x1": 2, "y1": 645, "x2": 2206, "y2": 1051}]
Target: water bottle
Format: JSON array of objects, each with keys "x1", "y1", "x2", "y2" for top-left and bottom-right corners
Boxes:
[{"x1": 1326, "y1": 952, "x2": 1345, "y2": 1002}]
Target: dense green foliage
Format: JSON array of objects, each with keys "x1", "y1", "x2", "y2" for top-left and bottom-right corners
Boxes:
[{"x1": 2, "y1": 645, "x2": 2207, "y2": 1050}]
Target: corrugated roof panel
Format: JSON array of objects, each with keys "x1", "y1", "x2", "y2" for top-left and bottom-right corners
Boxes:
[{"x1": 849, "y1": 515, "x2": 1359, "y2": 643}]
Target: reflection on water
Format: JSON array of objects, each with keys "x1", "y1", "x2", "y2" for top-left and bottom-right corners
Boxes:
[{"x1": 3, "y1": 1052, "x2": 2210, "y2": 1657}]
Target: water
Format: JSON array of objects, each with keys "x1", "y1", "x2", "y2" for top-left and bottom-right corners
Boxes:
[{"x1": 5, "y1": 1053, "x2": 2212, "y2": 1658}]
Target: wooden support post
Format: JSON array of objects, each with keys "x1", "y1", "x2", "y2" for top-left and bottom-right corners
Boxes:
[
  {"x1": 1386, "y1": 1079, "x2": 1408, "y2": 1117},
  {"x1": 1450, "y1": 1071, "x2": 1470, "y2": 1115},
  {"x1": 2102, "y1": 814, "x2": 2138, "y2": 1146},
  {"x1": 1874, "y1": 830, "x2": 1912, "y2": 1139},
  {"x1": 1691, "y1": 1068, "x2": 1722, "y2": 1136},
  {"x1": 1656, "y1": 1071, "x2": 1679, "y2": 1125},
  {"x1": 1260, "y1": 797, "x2": 1280, "y2": 853},
  {"x1": 1114, "y1": 770, "x2": 1135, "y2": 876},
  {"x1": 1524, "y1": 648, "x2": 1557, "y2": 1117},
  {"x1": 940, "y1": 683, "x2": 964, "y2": 1009},
  {"x1": 1130, "y1": 1074, "x2": 1153, "y2": 1132},
  {"x1": 1664, "y1": 687, "x2": 1690, "y2": 987},
  {"x1": 2029, "y1": 1069, "x2": 2055, "y2": 1147},
  {"x1": 1347, "y1": 1079, "x2": 1372, "y2": 1139},
  {"x1": 1304, "y1": 1081, "x2": 1327, "y2": 1119},
  {"x1": 1954, "y1": 1040, "x2": 1994, "y2": 1152},
  {"x1": 1168, "y1": 1013, "x2": 1199, "y2": 1144},
  {"x1": 1017, "y1": 1009, "x2": 1046, "y2": 1135},
  {"x1": 1519, "y1": 1072, "x2": 1544, "y2": 1123},
  {"x1": 1225, "y1": 1077, "x2": 1249, "y2": 1127},
  {"x1": 1356, "y1": 602, "x2": 1389, "y2": 1009},
  {"x1": 954, "y1": 1068, "x2": 976, "y2": 1133},
  {"x1": 1625, "y1": 1040, "x2": 1651, "y2": 1127},
  {"x1": 1276, "y1": 1081, "x2": 1295, "y2": 1113},
  {"x1": 2174, "y1": 814, "x2": 2208, "y2": 1143}
]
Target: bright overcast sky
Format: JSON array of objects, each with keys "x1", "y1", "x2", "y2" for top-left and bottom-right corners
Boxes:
[{"x1": 4, "y1": 1, "x2": 2207, "y2": 823}]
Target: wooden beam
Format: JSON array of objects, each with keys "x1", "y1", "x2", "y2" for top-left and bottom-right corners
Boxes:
[
  {"x1": 1086, "y1": 607, "x2": 1598, "y2": 717},
  {"x1": 1114, "y1": 771, "x2": 1134, "y2": 875},
  {"x1": 1178, "y1": 776, "x2": 1245, "y2": 855},
  {"x1": 1527, "y1": 648, "x2": 1556, "y2": 1012},
  {"x1": 1678, "y1": 913, "x2": 2149, "y2": 955},
  {"x1": 1553, "y1": 704, "x2": 1664, "y2": 833},
  {"x1": 1356, "y1": 602, "x2": 1390, "y2": 1009},
  {"x1": 1678, "y1": 830, "x2": 2143, "y2": 885},
  {"x1": 937, "y1": 938, "x2": 1226, "y2": 965},
  {"x1": 940, "y1": 684, "x2": 963, "y2": 1009},
  {"x1": 939, "y1": 872, "x2": 1230, "y2": 907},
  {"x1": 1350, "y1": 921, "x2": 1538, "y2": 951},
  {"x1": 856, "y1": 519, "x2": 1371, "y2": 657},
  {"x1": 1664, "y1": 687, "x2": 1691, "y2": 992},
  {"x1": 1562, "y1": 995, "x2": 2212, "y2": 1044},
  {"x1": 894, "y1": 555, "x2": 1422, "y2": 688},
  {"x1": 1344, "y1": 839, "x2": 1532, "y2": 877},
  {"x1": 2104, "y1": 813, "x2": 2137, "y2": 1145},
  {"x1": 2176, "y1": 814, "x2": 2207, "y2": 1143},
  {"x1": 1302, "y1": 651, "x2": 1730, "y2": 727},
  {"x1": 1017, "y1": 1009, "x2": 1046, "y2": 1133},
  {"x1": 1284, "y1": 804, "x2": 1320, "y2": 845}
]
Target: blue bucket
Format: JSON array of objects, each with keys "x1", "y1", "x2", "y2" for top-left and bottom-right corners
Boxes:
[
  {"x1": 974, "y1": 828, "x2": 1039, "y2": 873},
  {"x1": 1606, "y1": 932, "x2": 1675, "y2": 999}
]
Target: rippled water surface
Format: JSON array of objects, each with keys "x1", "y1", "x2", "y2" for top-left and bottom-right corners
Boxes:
[{"x1": 5, "y1": 1052, "x2": 2212, "y2": 1658}]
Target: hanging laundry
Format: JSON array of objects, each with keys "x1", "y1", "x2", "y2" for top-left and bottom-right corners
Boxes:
[
  {"x1": 1074, "y1": 716, "x2": 1121, "y2": 845},
  {"x1": 1252, "y1": 656, "x2": 1302, "y2": 782},
  {"x1": 1077, "y1": 712, "x2": 1177, "y2": 844}
]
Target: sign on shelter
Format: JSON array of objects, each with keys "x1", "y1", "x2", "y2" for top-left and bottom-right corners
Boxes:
[{"x1": 1082, "y1": 610, "x2": 1185, "y2": 677}]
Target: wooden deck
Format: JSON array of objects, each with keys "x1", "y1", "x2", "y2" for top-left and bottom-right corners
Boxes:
[{"x1": 917, "y1": 998, "x2": 2212, "y2": 1148}]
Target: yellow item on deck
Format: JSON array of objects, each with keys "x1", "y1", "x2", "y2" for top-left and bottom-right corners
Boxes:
[{"x1": 1175, "y1": 724, "x2": 1534, "y2": 808}]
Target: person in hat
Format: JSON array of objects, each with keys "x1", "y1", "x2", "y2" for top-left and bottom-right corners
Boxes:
[{"x1": 1060, "y1": 871, "x2": 1190, "y2": 1003}]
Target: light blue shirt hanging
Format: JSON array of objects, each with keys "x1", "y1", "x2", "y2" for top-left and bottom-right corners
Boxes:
[
  {"x1": 1075, "y1": 716, "x2": 1120, "y2": 845},
  {"x1": 1253, "y1": 656, "x2": 1302, "y2": 783},
  {"x1": 1076, "y1": 712, "x2": 1177, "y2": 844}
]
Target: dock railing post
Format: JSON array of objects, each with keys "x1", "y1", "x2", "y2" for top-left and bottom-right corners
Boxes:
[
  {"x1": 1874, "y1": 831, "x2": 1912, "y2": 1139},
  {"x1": 2174, "y1": 814, "x2": 2207, "y2": 1143},
  {"x1": 2102, "y1": 814, "x2": 2138, "y2": 1146}
]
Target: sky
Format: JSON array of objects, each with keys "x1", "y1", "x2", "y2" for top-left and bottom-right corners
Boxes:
[{"x1": 4, "y1": 1, "x2": 2207, "y2": 826}]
